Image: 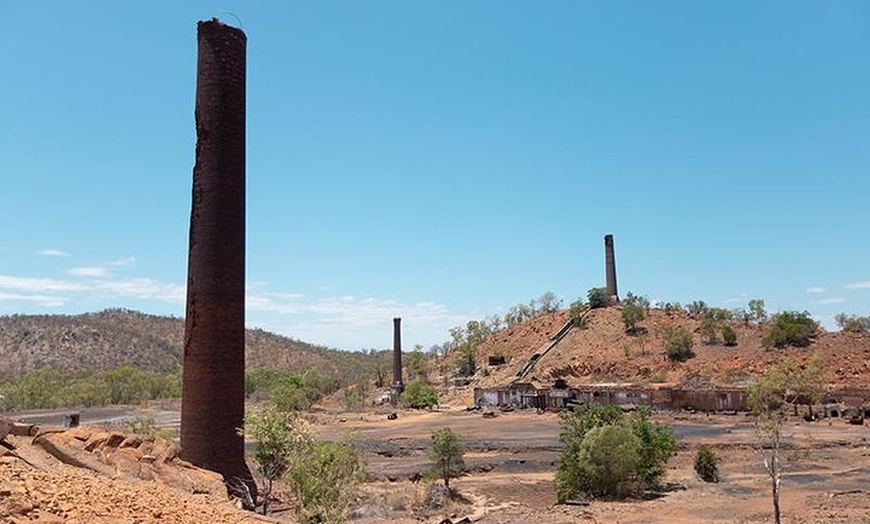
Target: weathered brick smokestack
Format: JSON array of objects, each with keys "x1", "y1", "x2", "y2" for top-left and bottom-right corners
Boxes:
[
  {"x1": 391, "y1": 317, "x2": 404, "y2": 404},
  {"x1": 604, "y1": 234, "x2": 618, "y2": 303},
  {"x1": 181, "y1": 19, "x2": 251, "y2": 492}
]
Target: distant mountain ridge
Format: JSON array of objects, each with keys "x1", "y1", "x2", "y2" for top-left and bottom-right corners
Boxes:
[{"x1": 0, "y1": 309, "x2": 375, "y2": 379}]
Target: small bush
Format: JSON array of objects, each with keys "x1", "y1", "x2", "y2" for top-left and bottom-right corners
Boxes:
[
  {"x1": 762, "y1": 311, "x2": 818, "y2": 348},
  {"x1": 288, "y1": 436, "x2": 365, "y2": 524},
  {"x1": 834, "y1": 313, "x2": 870, "y2": 333},
  {"x1": 722, "y1": 325, "x2": 737, "y2": 346},
  {"x1": 570, "y1": 300, "x2": 588, "y2": 327},
  {"x1": 429, "y1": 427, "x2": 465, "y2": 490},
  {"x1": 664, "y1": 326, "x2": 694, "y2": 362},
  {"x1": 663, "y1": 302, "x2": 684, "y2": 316},
  {"x1": 587, "y1": 287, "x2": 609, "y2": 309},
  {"x1": 694, "y1": 445, "x2": 720, "y2": 483},
  {"x1": 621, "y1": 304, "x2": 646, "y2": 334},
  {"x1": 687, "y1": 300, "x2": 709, "y2": 316},
  {"x1": 400, "y1": 378, "x2": 438, "y2": 409}
]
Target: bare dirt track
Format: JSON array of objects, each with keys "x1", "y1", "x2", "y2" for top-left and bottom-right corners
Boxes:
[{"x1": 319, "y1": 407, "x2": 870, "y2": 524}]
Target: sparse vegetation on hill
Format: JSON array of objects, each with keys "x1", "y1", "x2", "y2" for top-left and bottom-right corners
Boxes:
[
  {"x1": 621, "y1": 303, "x2": 645, "y2": 334},
  {"x1": 587, "y1": 287, "x2": 609, "y2": 309},
  {"x1": 762, "y1": 311, "x2": 818, "y2": 348},
  {"x1": 0, "y1": 365, "x2": 180, "y2": 411},
  {"x1": 467, "y1": 297, "x2": 869, "y2": 392},
  {"x1": 834, "y1": 313, "x2": 870, "y2": 333},
  {"x1": 0, "y1": 309, "x2": 389, "y2": 410},
  {"x1": 664, "y1": 326, "x2": 694, "y2": 362}
]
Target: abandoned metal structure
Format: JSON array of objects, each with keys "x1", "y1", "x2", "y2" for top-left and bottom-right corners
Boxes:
[
  {"x1": 604, "y1": 234, "x2": 618, "y2": 303},
  {"x1": 390, "y1": 317, "x2": 405, "y2": 404},
  {"x1": 474, "y1": 382, "x2": 751, "y2": 412},
  {"x1": 181, "y1": 19, "x2": 251, "y2": 489},
  {"x1": 475, "y1": 382, "x2": 870, "y2": 416}
]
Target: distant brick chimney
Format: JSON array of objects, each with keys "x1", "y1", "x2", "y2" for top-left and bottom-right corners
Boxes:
[
  {"x1": 604, "y1": 234, "x2": 618, "y2": 303},
  {"x1": 391, "y1": 318, "x2": 404, "y2": 404}
]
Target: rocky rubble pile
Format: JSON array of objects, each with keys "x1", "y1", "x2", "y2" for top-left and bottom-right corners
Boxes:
[{"x1": 0, "y1": 417, "x2": 267, "y2": 523}]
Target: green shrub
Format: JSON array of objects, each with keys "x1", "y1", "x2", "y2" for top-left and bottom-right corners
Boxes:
[
  {"x1": 834, "y1": 313, "x2": 870, "y2": 333},
  {"x1": 621, "y1": 304, "x2": 645, "y2": 334},
  {"x1": 629, "y1": 409, "x2": 677, "y2": 486},
  {"x1": 569, "y1": 300, "x2": 588, "y2": 328},
  {"x1": 288, "y1": 436, "x2": 365, "y2": 524},
  {"x1": 400, "y1": 378, "x2": 438, "y2": 409},
  {"x1": 700, "y1": 317, "x2": 719, "y2": 345},
  {"x1": 622, "y1": 292, "x2": 650, "y2": 310},
  {"x1": 663, "y1": 302, "x2": 684, "y2": 316},
  {"x1": 587, "y1": 287, "x2": 609, "y2": 309},
  {"x1": 762, "y1": 311, "x2": 818, "y2": 348},
  {"x1": 694, "y1": 445, "x2": 720, "y2": 483},
  {"x1": 573, "y1": 425, "x2": 641, "y2": 498},
  {"x1": 722, "y1": 325, "x2": 738, "y2": 346},
  {"x1": 241, "y1": 407, "x2": 364, "y2": 521},
  {"x1": 429, "y1": 427, "x2": 465, "y2": 490},
  {"x1": 554, "y1": 406, "x2": 675, "y2": 502},
  {"x1": 664, "y1": 326, "x2": 694, "y2": 362},
  {"x1": 687, "y1": 300, "x2": 709, "y2": 316},
  {"x1": 240, "y1": 406, "x2": 302, "y2": 514}
]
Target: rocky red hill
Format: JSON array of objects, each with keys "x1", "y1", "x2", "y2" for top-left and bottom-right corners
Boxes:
[{"x1": 471, "y1": 307, "x2": 870, "y2": 391}]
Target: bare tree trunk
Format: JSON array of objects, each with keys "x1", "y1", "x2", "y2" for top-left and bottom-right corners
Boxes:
[
  {"x1": 768, "y1": 428, "x2": 782, "y2": 524},
  {"x1": 773, "y1": 475, "x2": 781, "y2": 524}
]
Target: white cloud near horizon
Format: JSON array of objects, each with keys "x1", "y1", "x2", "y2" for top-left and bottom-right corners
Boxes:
[
  {"x1": 68, "y1": 266, "x2": 110, "y2": 278},
  {"x1": 0, "y1": 270, "x2": 466, "y2": 348},
  {"x1": 0, "y1": 275, "x2": 87, "y2": 293},
  {"x1": 0, "y1": 292, "x2": 68, "y2": 307},
  {"x1": 805, "y1": 286, "x2": 826, "y2": 294},
  {"x1": 845, "y1": 281, "x2": 870, "y2": 289},
  {"x1": 35, "y1": 249, "x2": 71, "y2": 257},
  {"x1": 815, "y1": 297, "x2": 845, "y2": 305},
  {"x1": 0, "y1": 273, "x2": 184, "y2": 305}
]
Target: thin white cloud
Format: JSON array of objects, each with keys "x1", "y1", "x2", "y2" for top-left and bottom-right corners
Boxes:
[
  {"x1": 0, "y1": 292, "x2": 68, "y2": 307},
  {"x1": 845, "y1": 281, "x2": 870, "y2": 289},
  {"x1": 0, "y1": 273, "x2": 184, "y2": 305},
  {"x1": 0, "y1": 269, "x2": 464, "y2": 349},
  {"x1": 815, "y1": 297, "x2": 845, "y2": 305},
  {"x1": 245, "y1": 290, "x2": 467, "y2": 348},
  {"x1": 68, "y1": 266, "x2": 110, "y2": 278},
  {"x1": 36, "y1": 249, "x2": 71, "y2": 257},
  {"x1": 805, "y1": 286, "x2": 826, "y2": 294},
  {"x1": 106, "y1": 256, "x2": 136, "y2": 267},
  {"x1": 94, "y1": 278, "x2": 185, "y2": 302},
  {"x1": 0, "y1": 275, "x2": 86, "y2": 293}
]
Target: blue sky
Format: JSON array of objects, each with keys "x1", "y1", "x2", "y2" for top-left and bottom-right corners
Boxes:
[{"x1": 2, "y1": 2, "x2": 868, "y2": 350}]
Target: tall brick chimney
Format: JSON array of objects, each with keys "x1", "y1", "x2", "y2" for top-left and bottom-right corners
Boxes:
[
  {"x1": 604, "y1": 234, "x2": 618, "y2": 304},
  {"x1": 181, "y1": 19, "x2": 252, "y2": 493},
  {"x1": 391, "y1": 317, "x2": 404, "y2": 404}
]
